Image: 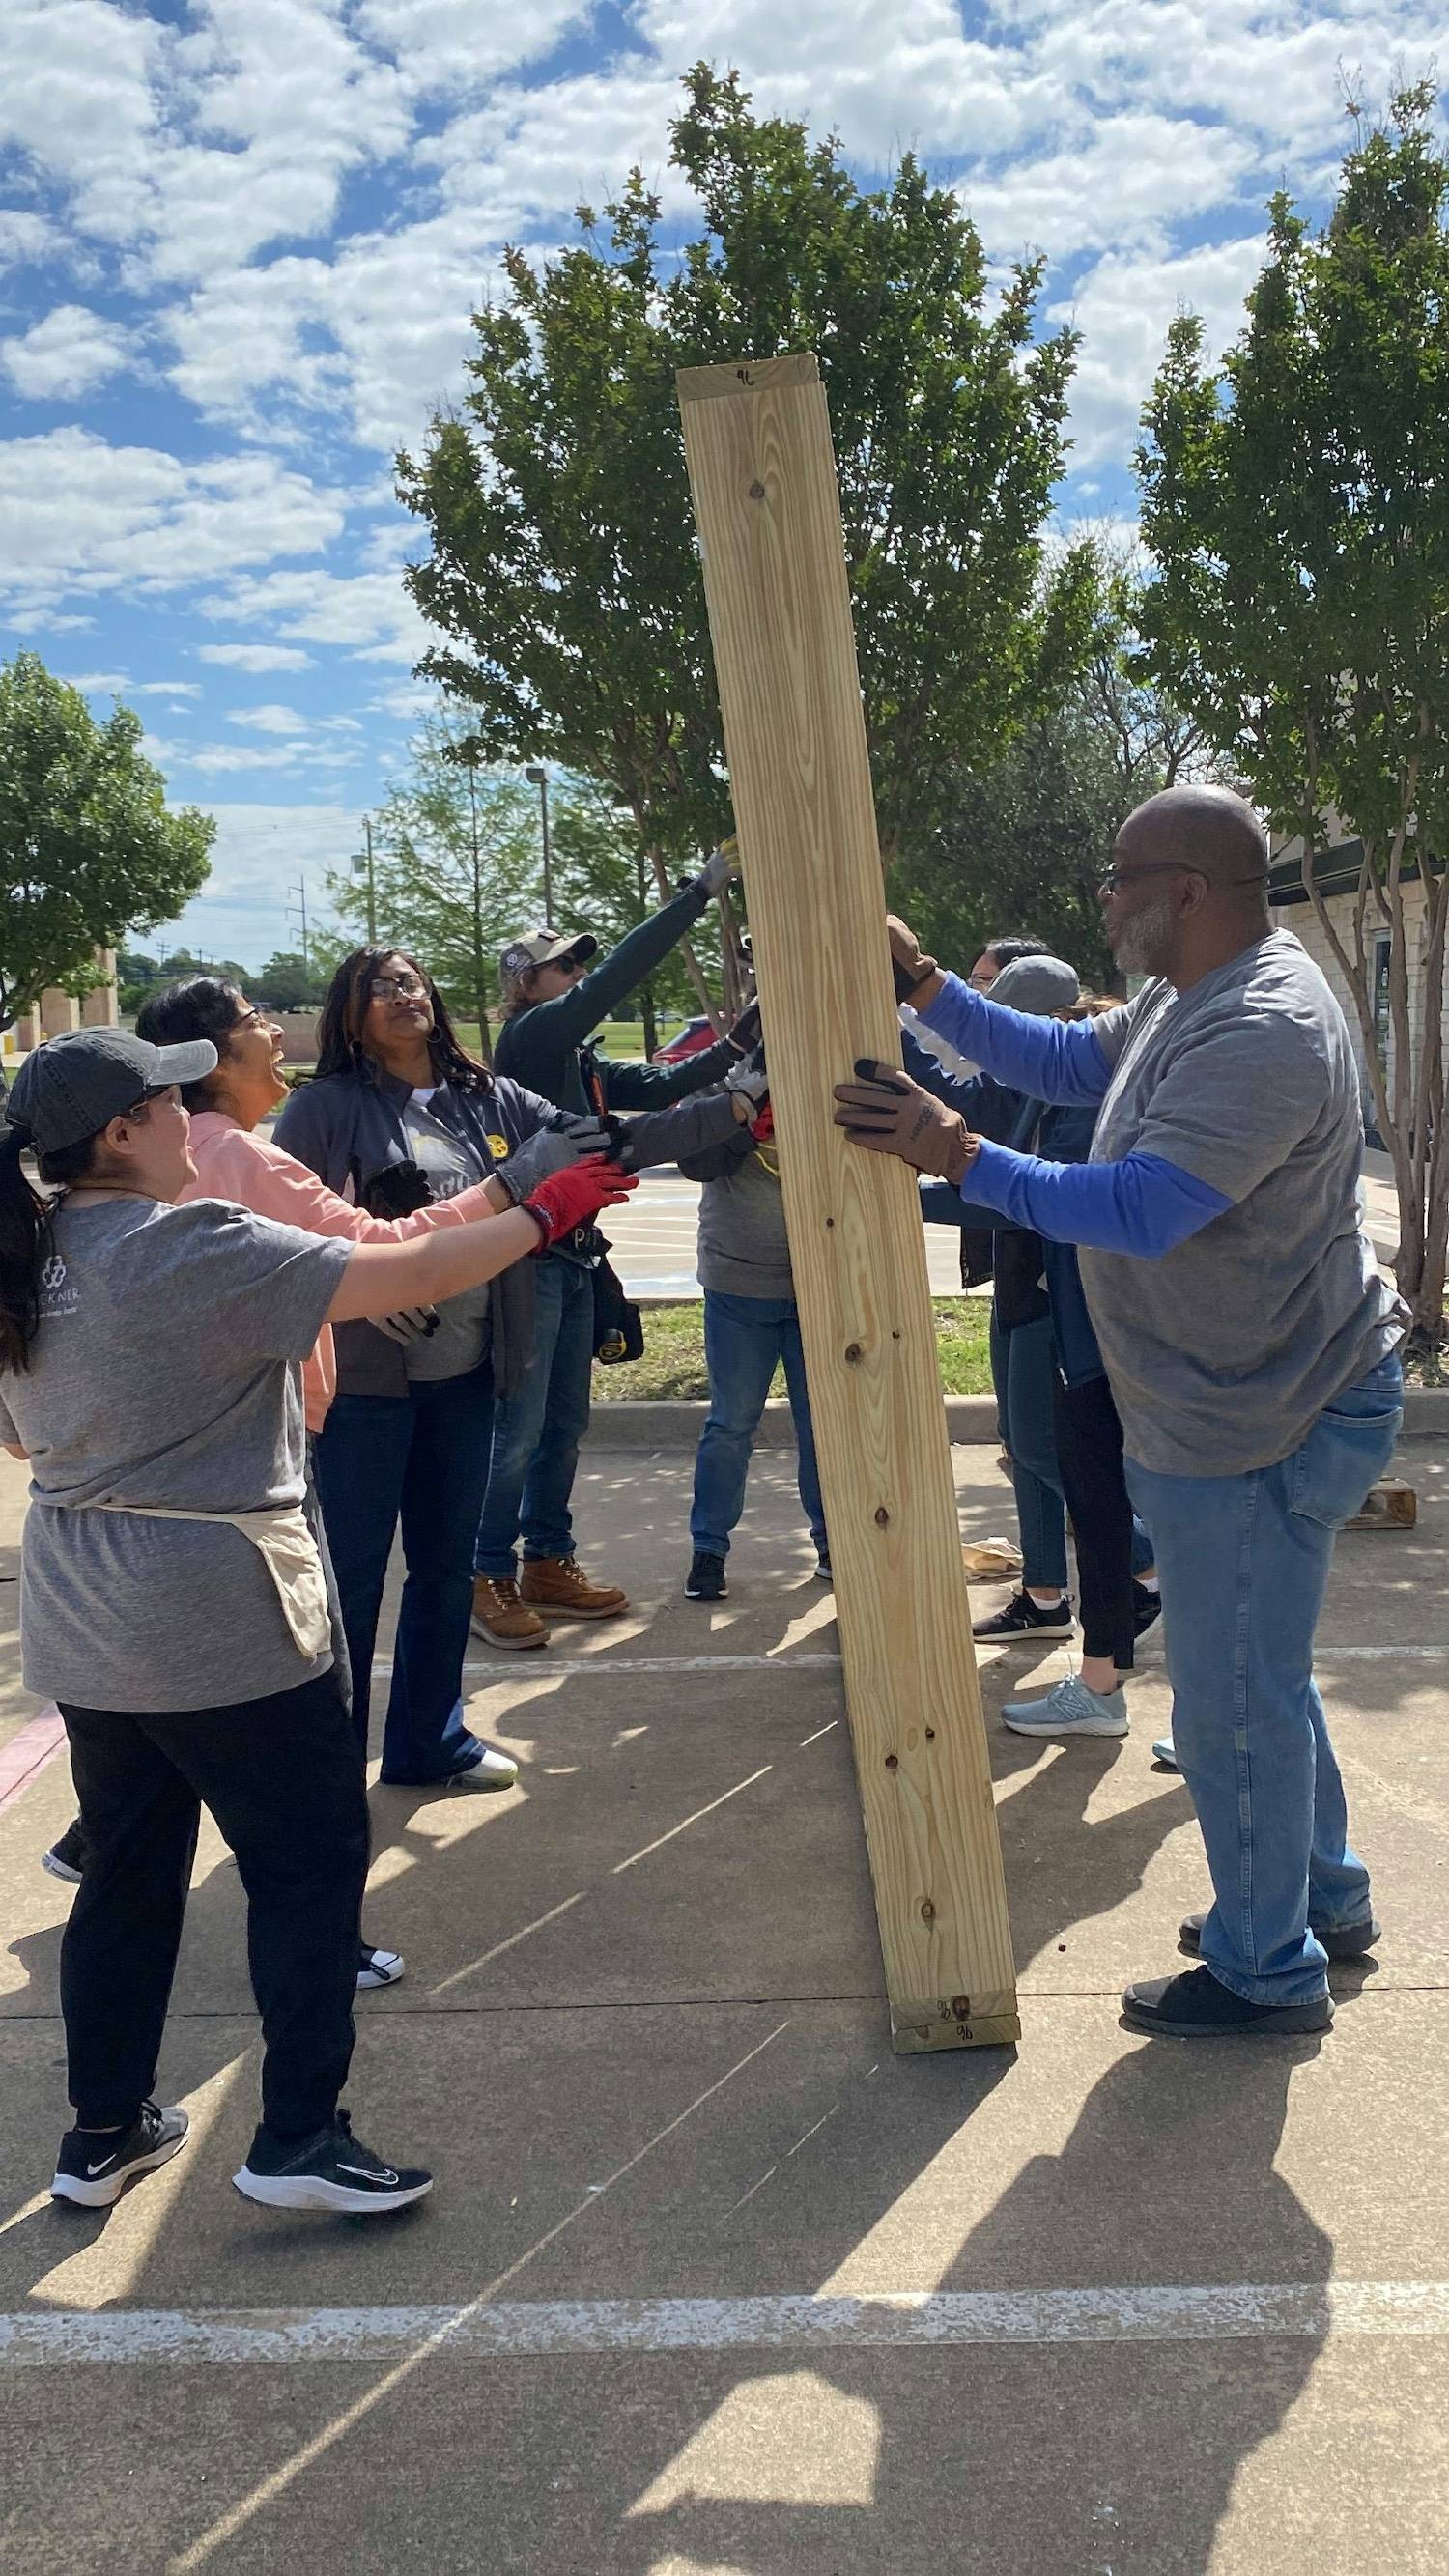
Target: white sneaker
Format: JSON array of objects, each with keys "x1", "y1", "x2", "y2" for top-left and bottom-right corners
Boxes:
[
  {"x1": 356, "y1": 1943, "x2": 405, "y2": 1991},
  {"x1": 1001, "y1": 1675, "x2": 1128, "y2": 1738},
  {"x1": 1151, "y1": 1736, "x2": 1180, "y2": 1770}
]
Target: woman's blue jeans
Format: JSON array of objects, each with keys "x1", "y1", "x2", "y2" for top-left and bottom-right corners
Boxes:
[
  {"x1": 989, "y1": 1312, "x2": 1068, "y2": 1592},
  {"x1": 312, "y1": 1362, "x2": 495, "y2": 1786},
  {"x1": 474, "y1": 1257, "x2": 593, "y2": 1579},
  {"x1": 690, "y1": 1290, "x2": 826, "y2": 1559},
  {"x1": 1125, "y1": 1353, "x2": 1403, "y2": 2005}
]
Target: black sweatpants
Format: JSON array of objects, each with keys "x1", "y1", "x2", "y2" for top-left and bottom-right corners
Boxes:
[
  {"x1": 1051, "y1": 1371, "x2": 1137, "y2": 1671},
  {"x1": 58, "y1": 1671, "x2": 368, "y2": 2138}
]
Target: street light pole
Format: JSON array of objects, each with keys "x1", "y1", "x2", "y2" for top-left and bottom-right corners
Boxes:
[
  {"x1": 287, "y1": 875, "x2": 309, "y2": 977},
  {"x1": 353, "y1": 817, "x2": 377, "y2": 943},
  {"x1": 525, "y1": 765, "x2": 553, "y2": 925}
]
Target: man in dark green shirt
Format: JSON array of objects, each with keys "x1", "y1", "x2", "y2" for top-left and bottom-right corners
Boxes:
[{"x1": 475, "y1": 846, "x2": 756, "y2": 1648}]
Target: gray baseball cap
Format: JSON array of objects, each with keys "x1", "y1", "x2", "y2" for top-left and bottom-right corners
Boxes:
[
  {"x1": 3, "y1": 1027, "x2": 218, "y2": 1154},
  {"x1": 498, "y1": 927, "x2": 600, "y2": 981},
  {"x1": 989, "y1": 954, "x2": 1080, "y2": 1015}
]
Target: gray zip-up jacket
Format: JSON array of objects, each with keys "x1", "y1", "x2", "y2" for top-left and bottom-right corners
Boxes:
[{"x1": 274, "y1": 1059, "x2": 571, "y2": 1400}]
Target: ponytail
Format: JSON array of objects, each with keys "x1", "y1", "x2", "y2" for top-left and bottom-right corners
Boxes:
[{"x1": 0, "y1": 1123, "x2": 98, "y2": 1373}]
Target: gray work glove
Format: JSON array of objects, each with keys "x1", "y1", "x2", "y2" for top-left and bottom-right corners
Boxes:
[
  {"x1": 724, "y1": 1043, "x2": 769, "y2": 1110},
  {"x1": 373, "y1": 1306, "x2": 440, "y2": 1346},
  {"x1": 497, "y1": 1116, "x2": 611, "y2": 1203},
  {"x1": 695, "y1": 835, "x2": 740, "y2": 899}
]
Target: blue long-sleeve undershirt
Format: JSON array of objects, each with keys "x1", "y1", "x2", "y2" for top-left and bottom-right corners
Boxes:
[
  {"x1": 963, "y1": 1136, "x2": 1232, "y2": 1259},
  {"x1": 919, "y1": 972, "x2": 1114, "y2": 1105}
]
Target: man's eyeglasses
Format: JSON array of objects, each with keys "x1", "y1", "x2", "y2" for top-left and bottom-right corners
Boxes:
[
  {"x1": 370, "y1": 972, "x2": 428, "y2": 1002},
  {"x1": 1096, "y1": 861, "x2": 1201, "y2": 899}
]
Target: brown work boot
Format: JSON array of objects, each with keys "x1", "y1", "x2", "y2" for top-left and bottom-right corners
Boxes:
[
  {"x1": 520, "y1": 1556, "x2": 629, "y2": 1620},
  {"x1": 470, "y1": 1574, "x2": 548, "y2": 1651}
]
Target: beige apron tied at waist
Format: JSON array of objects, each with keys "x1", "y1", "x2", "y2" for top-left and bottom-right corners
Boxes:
[{"x1": 91, "y1": 1500, "x2": 330, "y2": 1661}]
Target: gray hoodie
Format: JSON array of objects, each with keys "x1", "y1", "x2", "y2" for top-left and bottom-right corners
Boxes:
[{"x1": 678, "y1": 1123, "x2": 794, "y2": 1302}]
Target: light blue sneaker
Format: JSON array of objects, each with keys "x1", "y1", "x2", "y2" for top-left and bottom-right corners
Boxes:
[
  {"x1": 1001, "y1": 1675, "x2": 1128, "y2": 1739},
  {"x1": 1151, "y1": 1736, "x2": 1180, "y2": 1770}
]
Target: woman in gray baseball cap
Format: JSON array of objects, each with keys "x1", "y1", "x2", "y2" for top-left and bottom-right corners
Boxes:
[{"x1": 0, "y1": 1026, "x2": 632, "y2": 2217}]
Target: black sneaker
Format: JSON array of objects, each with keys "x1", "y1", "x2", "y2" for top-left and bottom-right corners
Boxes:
[
  {"x1": 42, "y1": 1819, "x2": 87, "y2": 1883},
  {"x1": 685, "y1": 1550, "x2": 727, "y2": 1601},
  {"x1": 1122, "y1": 1966, "x2": 1332, "y2": 2038},
  {"x1": 1179, "y1": 1910, "x2": 1379, "y2": 1964},
  {"x1": 1131, "y1": 1581, "x2": 1162, "y2": 1638},
  {"x1": 972, "y1": 1588, "x2": 1073, "y2": 1641},
  {"x1": 814, "y1": 1551, "x2": 833, "y2": 1583},
  {"x1": 52, "y1": 2101, "x2": 189, "y2": 2208},
  {"x1": 233, "y1": 2110, "x2": 433, "y2": 2214}
]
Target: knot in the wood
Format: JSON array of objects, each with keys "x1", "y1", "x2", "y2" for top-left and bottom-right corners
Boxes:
[
  {"x1": 874, "y1": 1506, "x2": 890, "y2": 1526},
  {"x1": 920, "y1": 1899, "x2": 936, "y2": 1924},
  {"x1": 748, "y1": 479, "x2": 766, "y2": 499},
  {"x1": 884, "y1": 1752, "x2": 899, "y2": 1770},
  {"x1": 951, "y1": 1995, "x2": 971, "y2": 2019},
  {"x1": 924, "y1": 1726, "x2": 936, "y2": 1741},
  {"x1": 844, "y1": 1341, "x2": 863, "y2": 1363}
]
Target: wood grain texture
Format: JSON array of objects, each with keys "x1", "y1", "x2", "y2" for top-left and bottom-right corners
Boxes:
[{"x1": 677, "y1": 352, "x2": 1018, "y2": 2052}]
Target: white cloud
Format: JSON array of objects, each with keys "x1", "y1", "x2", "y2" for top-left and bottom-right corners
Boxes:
[
  {"x1": 197, "y1": 641, "x2": 316, "y2": 671},
  {"x1": 227, "y1": 702, "x2": 309, "y2": 733},
  {"x1": 0, "y1": 210, "x2": 61, "y2": 271},
  {"x1": 199, "y1": 566, "x2": 434, "y2": 664},
  {"x1": 0, "y1": 429, "x2": 347, "y2": 608},
  {"x1": 0, "y1": 0, "x2": 161, "y2": 244},
  {"x1": 964, "y1": 113, "x2": 1256, "y2": 260},
  {"x1": 1053, "y1": 232, "x2": 1266, "y2": 467},
  {"x1": 156, "y1": 797, "x2": 367, "y2": 964},
  {"x1": 69, "y1": 670, "x2": 203, "y2": 698},
  {"x1": 1, "y1": 301, "x2": 130, "y2": 400},
  {"x1": 356, "y1": 0, "x2": 590, "y2": 98}
]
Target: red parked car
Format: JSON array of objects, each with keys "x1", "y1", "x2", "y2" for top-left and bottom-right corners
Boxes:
[{"x1": 650, "y1": 1015, "x2": 718, "y2": 1065}]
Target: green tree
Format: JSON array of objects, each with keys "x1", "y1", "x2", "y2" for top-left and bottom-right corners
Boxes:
[
  {"x1": 892, "y1": 579, "x2": 1209, "y2": 990},
  {"x1": 0, "y1": 653, "x2": 213, "y2": 1032},
  {"x1": 251, "y1": 950, "x2": 328, "y2": 1011},
  {"x1": 1136, "y1": 85, "x2": 1449, "y2": 1335},
  {"x1": 397, "y1": 63, "x2": 1094, "y2": 1015}
]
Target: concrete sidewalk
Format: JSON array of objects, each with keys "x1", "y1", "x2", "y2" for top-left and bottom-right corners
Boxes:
[{"x1": 1, "y1": 1441, "x2": 1446, "y2": 2571}]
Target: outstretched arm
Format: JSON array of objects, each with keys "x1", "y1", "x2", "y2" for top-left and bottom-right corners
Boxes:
[
  {"x1": 962, "y1": 1138, "x2": 1231, "y2": 1258},
  {"x1": 918, "y1": 974, "x2": 1118, "y2": 1106}
]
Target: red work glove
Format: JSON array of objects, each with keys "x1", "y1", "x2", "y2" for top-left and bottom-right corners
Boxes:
[
  {"x1": 522, "y1": 1158, "x2": 637, "y2": 1248},
  {"x1": 752, "y1": 1104, "x2": 775, "y2": 1143}
]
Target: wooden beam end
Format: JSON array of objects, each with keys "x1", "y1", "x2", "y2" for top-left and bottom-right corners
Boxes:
[
  {"x1": 676, "y1": 353, "x2": 820, "y2": 405},
  {"x1": 890, "y1": 2002, "x2": 1021, "y2": 2055}
]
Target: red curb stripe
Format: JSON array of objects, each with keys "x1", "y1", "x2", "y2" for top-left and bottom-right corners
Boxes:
[{"x1": 0, "y1": 1705, "x2": 65, "y2": 1816}]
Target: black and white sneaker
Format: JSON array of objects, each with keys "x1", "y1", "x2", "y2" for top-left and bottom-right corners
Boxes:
[
  {"x1": 685, "y1": 1549, "x2": 727, "y2": 1601},
  {"x1": 52, "y1": 2102, "x2": 189, "y2": 2208},
  {"x1": 1132, "y1": 1581, "x2": 1162, "y2": 1638},
  {"x1": 42, "y1": 1819, "x2": 87, "y2": 1883},
  {"x1": 356, "y1": 1941, "x2": 405, "y2": 1991},
  {"x1": 814, "y1": 1551, "x2": 833, "y2": 1583},
  {"x1": 972, "y1": 1588, "x2": 1074, "y2": 1642},
  {"x1": 233, "y1": 2110, "x2": 433, "y2": 2214}
]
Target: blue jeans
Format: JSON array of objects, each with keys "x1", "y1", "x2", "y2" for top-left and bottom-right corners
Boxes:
[
  {"x1": 990, "y1": 1312, "x2": 1068, "y2": 1592},
  {"x1": 312, "y1": 1362, "x2": 495, "y2": 1785},
  {"x1": 474, "y1": 1257, "x2": 593, "y2": 1578},
  {"x1": 691, "y1": 1290, "x2": 826, "y2": 1559},
  {"x1": 1125, "y1": 1353, "x2": 1403, "y2": 2005}
]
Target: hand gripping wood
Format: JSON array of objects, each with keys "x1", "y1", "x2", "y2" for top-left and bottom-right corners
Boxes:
[{"x1": 678, "y1": 354, "x2": 1019, "y2": 2051}]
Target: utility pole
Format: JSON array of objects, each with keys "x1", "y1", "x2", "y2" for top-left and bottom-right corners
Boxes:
[
  {"x1": 287, "y1": 876, "x2": 309, "y2": 977},
  {"x1": 353, "y1": 819, "x2": 377, "y2": 943},
  {"x1": 525, "y1": 764, "x2": 553, "y2": 924},
  {"x1": 464, "y1": 756, "x2": 493, "y2": 1062}
]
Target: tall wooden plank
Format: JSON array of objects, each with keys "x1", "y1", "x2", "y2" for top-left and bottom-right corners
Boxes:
[{"x1": 678, "y1": 353, "x2": 1019, "y2": 2052}]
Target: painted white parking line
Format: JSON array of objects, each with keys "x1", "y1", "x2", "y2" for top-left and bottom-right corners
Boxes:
[
  {"x1": 377, "y1": 1654, "x2": 847, "y2": 1677},
  {"x1": 3, "y1": 2280, "x2": 1446, "y2": 2366}
]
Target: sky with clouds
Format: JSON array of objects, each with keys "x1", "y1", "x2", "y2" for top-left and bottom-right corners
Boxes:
[{"x1": 0, "y1": 1, "x2": 1439, "y2": 965}]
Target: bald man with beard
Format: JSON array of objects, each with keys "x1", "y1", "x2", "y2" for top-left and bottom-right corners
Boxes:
[{"x1": 837, "y1": 786, "x2": 1406, "y2": 2040}]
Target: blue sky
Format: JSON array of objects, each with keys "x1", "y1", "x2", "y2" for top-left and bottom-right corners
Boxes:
[{"x1": 0, "y1": 1, "x2": 1439, "y2": 966}]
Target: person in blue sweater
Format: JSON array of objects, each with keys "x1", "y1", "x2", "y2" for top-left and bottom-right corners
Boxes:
[{"x1": 837, "y1": 785, "x2": 1406, "y2": 2043}]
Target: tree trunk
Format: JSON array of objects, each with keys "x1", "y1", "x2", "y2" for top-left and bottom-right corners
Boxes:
[{"x1": 639, "y1": 983, "x2": 659, "y2": 1059}]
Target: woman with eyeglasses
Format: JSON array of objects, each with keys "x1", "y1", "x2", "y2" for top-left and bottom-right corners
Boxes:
[
  {"x1": 272, "y1": 948, "x2": 605, "y2": 1787},
  {"x1": 0, "y1": 1026, "x2": 630, "y2": 2213}
]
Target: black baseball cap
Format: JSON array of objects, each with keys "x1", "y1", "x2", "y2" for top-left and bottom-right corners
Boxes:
[{"x1": 2, "y1": 1028, "x2": 218, "y2": 1154}]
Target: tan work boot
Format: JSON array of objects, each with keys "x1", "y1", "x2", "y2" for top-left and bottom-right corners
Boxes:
[
  {"x1": 470, "y1": 1574, "x2": 548, "y2": 1651},
  {"x1": 520, "y1": 1556, "x2": 629, "y2": 1620}
]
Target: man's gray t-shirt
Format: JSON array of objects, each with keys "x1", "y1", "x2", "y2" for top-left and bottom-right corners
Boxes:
[
  {"x1": 1080, "y1": 930, "x2": 1405, "y2": 1476},
  {"x1": 0, "y1": 1196, "x2": 351, "y2": 1711}
]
